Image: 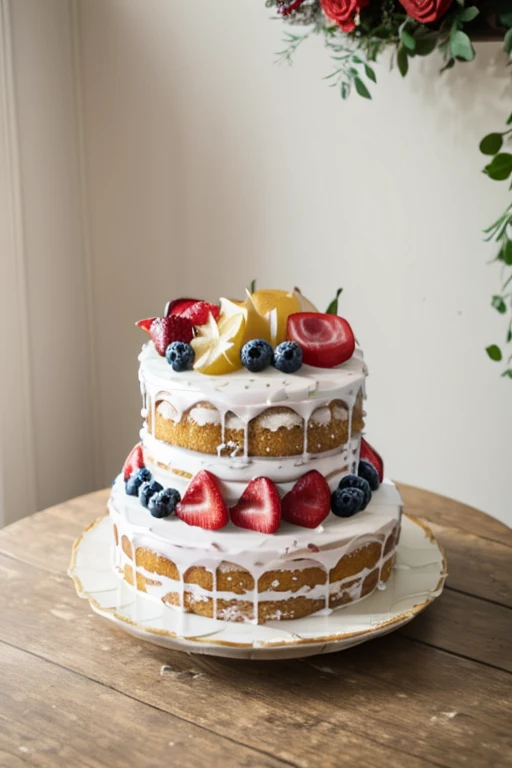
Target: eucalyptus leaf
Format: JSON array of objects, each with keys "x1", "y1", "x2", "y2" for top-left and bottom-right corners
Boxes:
[
  {"x1": 415, "y1": 39, "x2": 437, "y2": 56},
  {"x1": 505, "y1": 27, "x2": 512, "y2": 55},
  {"x1": 354, "y1": 77, "x2": 371, "y2": 99},
  {"x1": 479, "y1": 133, "x2": 503, "y2": 156},
  {"x1": 492, "y1": 295, "x2": 507, "y2": 314},
  {"x1": 486, "y1": 344, "x2": 503, "y2": 362},
  {"x1": 450, "y1": 30, "x2": 475, "y2": 61},
  {"x1": 484, "y1": 153, "x2": 512, "y2": 181},
  {"x1": 364, "y1": 64, "x2": 377, "y2": 83},
  {"x1": 507, "y1": 112, "x2": 512, "y2": 126},
  {"x1": 249, "y1": 279, "x2": 256, "y2": 294},
  {"x1": 505, "y1": 241, "x2": 512, "y2": 266},
  {"x1": 501, "y1": 369, "x2": 512, "y2": 378},
  {"x1": 397, "y1": 46, "x2": 409, "y2": 77},
  {"x1": 460, "y1": 6, "x2": 480, "y2": 22},
  {"x1": 326, "y1": 288, "x2": 343, "y2": 315},
  {"x1": 400, "y1": 28, "x2": 416, "y2": 52}
]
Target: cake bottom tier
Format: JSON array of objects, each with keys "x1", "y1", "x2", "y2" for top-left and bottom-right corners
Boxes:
[{"x1": 109, "y1": 476, "x2": 402, "y2": 624}]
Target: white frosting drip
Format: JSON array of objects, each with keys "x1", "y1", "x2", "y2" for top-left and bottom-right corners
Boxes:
[
  {"x1": 311, "y1": 406, "x2": 331, "y2": 426},
  {"x1": 188, "y1": 406, "x2": 221, "y2": 426},
  {"x1": 258, "y1": 410, "x2": 302, "y2": 431},
  {"x1": 333, "y1": 404, "x2": 348, "y2": 421}
]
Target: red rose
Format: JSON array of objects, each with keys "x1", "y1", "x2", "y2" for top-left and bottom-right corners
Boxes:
[
  {"x1": 320, "y1": 0, "x2": 370, "y2": 33},
  {"x1": 398, "y1": 0, "x2": 454, "y2": 24}
]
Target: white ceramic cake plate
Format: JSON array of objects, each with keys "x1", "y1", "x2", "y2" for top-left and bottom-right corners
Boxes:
[{"x1": 69, "y1": 514, "x2": 446, "y2": 660}]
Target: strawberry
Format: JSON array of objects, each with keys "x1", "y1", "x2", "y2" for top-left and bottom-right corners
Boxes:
[
  {"x1": 286, "y1": 312, "x2": 355, "y2": 368},
  {"x1": 165, "y1": 298, "x2": 198, "y2": 316},
  {"x1": 176, "y1": 470, "x2": 229, "y2": 530},
  {"x1": 169, "y1": 299, "x2": 220, "y2": 326},
  {"x1": 122, "y1": 443, "x2": 144, "y2": 481},
  {"x1": 360, "y1": 437, "x2": 384, "y2": 483},
  {"x1": 136, "y1": 315, "x2": 194, "y2": 356},
  {"x1": 281, "y1": 470, "x2": 331, "y2": 529},
  {"x1": 230, "y1": 477, "x2": 281, "y2": 534},
  {"x1": 136, "y1": 317, "x2": 156, "y2": 333}
]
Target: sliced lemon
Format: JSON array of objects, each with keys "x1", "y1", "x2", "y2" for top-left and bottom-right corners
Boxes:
[
  {"x1": 250, "y1": 289, "x2": 301, "y2": 345},
  {"x1": 220, "y1": 290, "x2": 272, "y2": 345},
  {"x1": 192, "y1": 312, "x2": 245, "y2": 376}
]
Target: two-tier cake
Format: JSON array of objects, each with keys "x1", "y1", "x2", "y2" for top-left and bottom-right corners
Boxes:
[{"x1": 109, "y1": 287, "x2": 402, "y2": 624}]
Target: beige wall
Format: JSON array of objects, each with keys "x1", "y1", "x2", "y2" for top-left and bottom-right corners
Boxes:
[{"x1": 2, "y1": 0, "x2": 511, "y2": 525}]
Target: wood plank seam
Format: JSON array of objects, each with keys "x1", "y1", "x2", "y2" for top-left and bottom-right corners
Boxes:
[
  {"x1": 444, "y1": 585, "x2": 512, "y2": 611},
  {"x1": 0, "y1": 637, "x2": 451, "y2": 768},
  {"x1": 399, "y1": 635, "x2": 512, "y2": 676},
  {"x1": 0, "y1": 637, "x2": 304, "y2": 768}
]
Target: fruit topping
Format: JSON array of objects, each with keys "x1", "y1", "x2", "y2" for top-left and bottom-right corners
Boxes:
[
  {"x1": 286, "y1": 312, "x2": 355, "y2": 368},
  {"x1": 241, "y1": 339, "x2": 274, "y2": 372},
  {"x1": 176, "y1": 470, "x2": 229, "y2": 530},
  {"x1": 360, "y1": 437, "x2": 384, "y2": 483},
  {"x1": 125, "y1": 467, "x2": 152, "y2": 496},
  {"x1": 358, "y1": 459, "x2": 380, "y2": 491},
  {"x1": 230, "y1": 477, "x2": 281, "y2": 534},
  {"x1": 122, "y1": 443, "x2": 144, "y2": 481},
  {"x1": 250, "y1": 289, "x2": 301, "y2": 345},
  {"x1": 148, "y1": 488, "x2": 181, "y2": 518},
  {"x1": 139, "y1": 480, "x2": 163, "y2": 508},
  {"x1": 273, "y1": 341, "x2": 303, "y2": 374},
  {"x1": 220, "y1": 292, "x2": 272, "y2": 345},
  {"x1": 337, "y1": 474, "x2": 372, "y2": 509},
  {"x1": 192, "y1": 312, "x2": 245, "y2": 376},
  {"x1": 136, "y1": 315, "x2": 194, "y2": 356},
  {"x1": 165, "y1": 341, "x2": 195, "y2": 372},
  {"x1": 169, "y1": 299, "x2": 221, "y2": 326},
  {"x1": 281, "y1": 470, "x2": 331, "y2": 528},
  {"x1": 331, "y1": 487, "x2": 365, "y2": 518}
]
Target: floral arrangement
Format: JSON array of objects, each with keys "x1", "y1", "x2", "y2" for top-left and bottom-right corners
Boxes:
[{"x1": 267, "y1": 0, "x2": 512, "y2": 376}]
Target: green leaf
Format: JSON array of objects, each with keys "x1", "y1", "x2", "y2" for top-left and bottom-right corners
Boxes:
[
  {"x1": 460, "y1": 6, "x2": 480, "y2": 22},
  {"x1": 479, "y1": 133, "x2": 503, "y2": 156},
  {"x1": 340, "y1": 81, "x2": 350, "y2": 100},
  {"x1": 249, "y1": 279, "x2": 256, "y2": 294},
  {"x1": 501, "y1": 369, "x2": 512, "y2": 378},
  {"x1": 440, "y1": 58, "x2": 455, "y2": 73},
  {"x1": 400, "y1": 28, "x2": 416, "y2": 52},
  {"x1": 505, "y1": 27, "x2": 512, "y2": 55},
  {"x1": 364, "y1": 64, "x2": 376, "y2": 83},
  {"x1": 354, "y1": 77, "x2": 371, "y2": 99},
  {"x1": 486, "y1": 344, "x2": 503, "y2": 362},
  {"x1": 492, "y1": 295, "x2": 507, "y2": 314},
  {"x1": 450, "y1": 30, "x2": 475, "y2": 61},
  {"x1": 504, "y1": 240, "x2": 512, "y2": 265},
  {"x1": 326, "y1": 288, "x2": 343, "y2": 315},
  {"x1": 397, "y1": 46, "x2": 409, "y2": 77},
  {"x1": 507, "y1": 323, "x2": 512, "y2": 344},
  {"x1": 499, "y1": 11, "x2": 512, "y2": 27},
  {"x1": 415, "y1": 39, "x2": 437, "y2": 56},
  {"x1": 484, "y1": 153, "x2": 512, "y2": 181},
  {"x1": 507, "y1": 112, "x2": 512, "y2": 126}
]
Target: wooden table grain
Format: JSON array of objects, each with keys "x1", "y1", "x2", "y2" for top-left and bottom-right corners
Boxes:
[{"x1": 0, "y1": 484, "x2": 511, "y2": 768}]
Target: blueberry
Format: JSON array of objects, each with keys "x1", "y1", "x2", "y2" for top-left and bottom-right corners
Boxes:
[
  {"x1": 166, "y1": 341, "x2": 195, "y2": 372},
  {"x1": 241, "y1": 339, "x2": 274, "y2": 372},
  {"x1": 331, "y1": 487, "x2": 365, "y2": 518},
  {"x1": 358, "y1": 460, "x2": 380, "y2": 491},
  {"x1": 148, "y1": 488, "x2": 181, "y2": 518},
  {"x1": 273, "y1": 341, "x2": 303, "y2": 374},
  {"x1": 337, "y1": 474, "x2": 372, "y2": 509},
  {"x1": 139, "y1": 480, "x2": 163, "y2": 508}
]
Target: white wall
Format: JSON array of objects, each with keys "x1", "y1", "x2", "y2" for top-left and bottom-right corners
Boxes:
[
  {"x1": 0, "y1": 0, "x2": 100, "y2": 525},
  {"x1": 77, "y1": 0, "x2": 512, "y2": 525}
]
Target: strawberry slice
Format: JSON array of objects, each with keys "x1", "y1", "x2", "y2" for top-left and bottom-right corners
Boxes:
[
  {"x1": 230, "y1": 477, "x2": 281, "y2": 534},
  {"x1": 169, "y1": 299, "x2": 220, "y2": 326},
  {"x1": 176, "y1": 470, "x2": 229, "y2": 530},
  {"x1": 360, "y1": 437, "x2": 384, "y2": 483},
  {"x1": 136, "y1": 315, "x2": 194, "y2": 356},
  {"x1": 165, "y1": 298, "x2": 198, "y2": 316},
  {"x1": 281, "y1": 470, "x2": 331, "y2": 529},
  {"x1": 122, "y1": 443, "x2": 144, "y2": 481},
  {"x1": 136, "y1": 317, "x2": 156, "y2": 333},
  {"x1": 286, "y1": 312, "x2": 355, "y2": 368}
]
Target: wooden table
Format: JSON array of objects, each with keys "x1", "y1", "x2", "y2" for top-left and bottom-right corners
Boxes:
[{"x1": 0, "y1": 485, "x2": 511, "y2": 768}]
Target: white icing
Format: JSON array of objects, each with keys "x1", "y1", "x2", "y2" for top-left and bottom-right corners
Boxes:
[
  {"x1": 258, "y1": 410, "x2": 302, "y2": 431},
  {"x1": 311, "y1": 406, "x2": 331, "y2": 426},
  {"x1": 333, "y1": 404, "x2": 348, "y2": 421},
  {"x1": 188, "y1": 406, "x2": 221, "y2": 426},
  {"x1": 157, "y1": 401, "x2": 179, "y2": 421}
]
